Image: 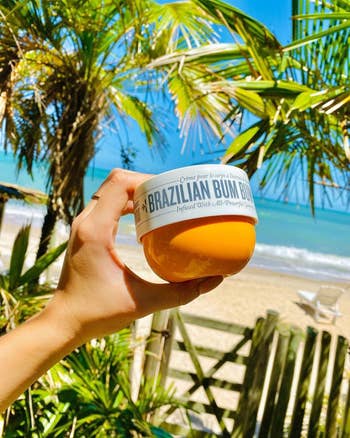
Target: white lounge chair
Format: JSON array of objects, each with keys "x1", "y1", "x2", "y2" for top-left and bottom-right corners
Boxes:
[{"x1": 297, "y1": 286, "x2": 344, "y2": 324}]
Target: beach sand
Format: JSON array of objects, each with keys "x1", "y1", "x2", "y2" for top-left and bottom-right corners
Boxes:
[{"x1": 116, "y1": 242, "x2": 350, "y2": 338}]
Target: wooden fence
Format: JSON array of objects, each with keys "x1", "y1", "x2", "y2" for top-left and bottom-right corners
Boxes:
[{"x1": 143, "y1": 309, "x2": 350, "y2": 437}]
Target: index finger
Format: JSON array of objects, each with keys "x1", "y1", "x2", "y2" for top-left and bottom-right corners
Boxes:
[{"x1": 88, "y1": 169, "x2": 152, "y2": 229}]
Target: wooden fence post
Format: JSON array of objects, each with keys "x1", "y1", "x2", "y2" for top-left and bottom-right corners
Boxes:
[
  {"x1": 159, "y1": 311, "x2": 175, "y2": 388},
  {"x1": 307, "y1": 331, "x2": 331, "y2": 438},
  {"x1": 269, "y1": 327, "x2": 303, "y2": 437},
  {"x1": 258, "y1": 326, "x2": 290, "y2": 437},
  {"x1": 143, "y1": 310, "x2": 171, "y2": 389},
  {"x1": 289, "y1": 326, "x2": 318, "y2": 438},
  {"x1": 325, "y1": 335, "x2": 348, "y2": 437},
  {"x1": 233, "y1": 310, "x2": 279, "y2": 438},
  {"x1": 341, "y1": 376, "x2": 350, "y2": 438}
]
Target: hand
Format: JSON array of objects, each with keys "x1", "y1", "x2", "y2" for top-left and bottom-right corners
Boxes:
[
  {"x1": 49, "y1": 169, "x2": 223, "y2": 343},
  {"x1": 0, "y1": 168, "x2": 223, "y2": 411}
]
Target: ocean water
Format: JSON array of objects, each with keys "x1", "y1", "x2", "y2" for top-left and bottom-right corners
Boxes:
[{"x1": 1, "y1": 152, "x2": 349, "y2": 282}]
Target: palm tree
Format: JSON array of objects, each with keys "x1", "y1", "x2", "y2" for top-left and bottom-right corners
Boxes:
[
  {"x1": 0, "y1": 0, "x2": 231, "y2": 258},
  {"x1": 151, "y1": 0, "x2": 350, "y2": 213}
]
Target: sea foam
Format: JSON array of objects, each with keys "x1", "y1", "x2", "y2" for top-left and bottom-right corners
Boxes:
[{"x1": 251, "y1": 243, "x2": 350, "y2": 281}]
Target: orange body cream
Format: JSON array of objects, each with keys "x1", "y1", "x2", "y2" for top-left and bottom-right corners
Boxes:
[{"x1": 134, "y1": 165, "x2": 258, "y2": 282}]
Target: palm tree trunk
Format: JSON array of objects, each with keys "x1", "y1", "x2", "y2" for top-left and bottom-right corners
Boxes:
[
  {"x1": 36, "y1": 196, "x2": 58, "y2": 260},
  {"x1": 0, "y1": 195, "x2": 7, "y2": 232}
]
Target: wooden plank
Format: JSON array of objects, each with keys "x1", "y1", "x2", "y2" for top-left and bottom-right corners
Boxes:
[
  {"x1": 183, "y1": 400, "x2": 236, "y2": 419},
  {"x1": 162, "y1": 310, "x2": 251, "y2": 434},
  {"x1": 307, "y1": 331, "x2": 331, "y2": 438},
  {"x1": 341, "y1": 377, "x2": 350, "y2": 438},
  {"x1": 232, "y1": 317, "x2": 265, "y2": 438},
  {"x1": 143, "y1": 310, "x2": 170, "y2": 387},
  {"x1": 289, "y1": 326, "x2": 318, "y2": 438},
  {"x1": 159, "y1": 311, "x2": 175, "y2": 387},
  {"x1": 181, "y1": 312, "x2": 253, "y2": 336},
  {"x1": 177, "y1": 332, "x2": 252, "y2": 399},
  {"x1": 258, "y1": 328, "x2": 290, "y2": 438},
  {"x1": 174, "y1": 310, "x2": 230, "y2": 435},
  {"x1": 269, "y1": 327, "x2": 303, "y2": 438},
  {"x1": 233, "y1": 310, "x2": 279, "y2": 438},
  {"x1": 168, "y1": 368, "x2": 243, "y2": 393},
  {"x1": 325, "y1": 335, "x2": 348, "y2": 437},
  {"x1": 173, "y1": 340, "x2": 249, "y2": 365}
]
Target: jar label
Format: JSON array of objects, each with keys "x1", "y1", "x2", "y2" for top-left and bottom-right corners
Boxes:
[{"x1": 134, "y1": 165, "x2": 258, "y2": 241}]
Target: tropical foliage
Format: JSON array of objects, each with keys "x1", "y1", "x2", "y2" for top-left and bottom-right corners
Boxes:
[
  {"x1": 0, "y1": 224, "x2": 66, "y2": 333},
  {"x1": 2, "y1": 332, "x2": 175, "y2": 437},
  {"x1": 151, "y1": 0, "x2": 350, "y2": 212}
]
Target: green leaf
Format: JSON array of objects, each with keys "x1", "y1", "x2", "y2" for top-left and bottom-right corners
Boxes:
[
  {"x1": 150, "y1": 425, "x2": 174, "y2": 437},
  {"x1": 18, "y1": 240, "x2": 67, "y2": 286},
  {"x1": 293, "y1": 13, "x2": 350, "y2": 20},
  {"x1": 40, "y1": 402, "x2": 70, "y2": 435},
  {"x1": 194, "y1": 0, "x2": 280, "y2": 50},
  {"x1": 284, "y1": 20, "x2": 350, "y2": 52},
  {"x1": 151, "y1": 1, "x2": 217, "y2": 49},
  {"x1": 0, "y1": 275, "x2": 8, "y2": 289},
  {"x1": 232, "y1": 16, "x2": 274, "y2": 81},
  {"x1": 111, "y1": 91, "x2": 160, "y2": 146},
  {"x1": 233, "y1": 88, "x2": 268, "y2": 118},
  {"x1": 232, "y1": 80, "x2": 312, "y2": 95},
  {"x1": 148, "y1": 43, "x2": 249, "y2": 68},
  {"x1": 8, "y1": 225, "x2": 31, "y2": 291},
  {"x1": 222, "y1": 119, "x2": 269, "y2": 163},
  {"x1": 290, "y1": 87, "x2": 347, "y2": 113}
]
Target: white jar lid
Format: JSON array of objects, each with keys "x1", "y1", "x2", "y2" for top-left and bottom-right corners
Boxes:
[{"x1": 134, "y1": 164, "x2": 258, "y2": 242}]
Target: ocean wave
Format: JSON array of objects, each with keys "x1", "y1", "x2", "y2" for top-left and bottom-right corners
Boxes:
[
  {"x1": 251, "y1": 243, "x2": 350, "y2": 281},
  {"x1": 3, "y1": 202, "x2": 349, "y2": 281},
  {"x1": 4, "y1": 203, "x2": 45, "y2": 225}
]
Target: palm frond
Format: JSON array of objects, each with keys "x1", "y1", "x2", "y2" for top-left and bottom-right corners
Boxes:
[
  {"x1": 148, "y1": 43, "x2": 250, "y2": 68},
  {"x1": 193, "y1": 0, "x2": 280, "y2": 50},
  {"x1": 18, "y1": 240, "x2": 67, "y2": 287},
  {"x1": 150, "y1": 1, "x2": 218, "y2": 50},
  {"x1": 284, "y1": 20, "x2": 350, "y2": 52},
  {"x1": 8, "y1": 225, "x2": 30, "y2": 292},
  {"x1": 110, "y1": 89, "x2": 162, "y2": 146}
]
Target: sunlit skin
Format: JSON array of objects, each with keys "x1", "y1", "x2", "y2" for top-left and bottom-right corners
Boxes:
[{"x1": 0, "y1": 169, "x2": 223, "y2": 412}]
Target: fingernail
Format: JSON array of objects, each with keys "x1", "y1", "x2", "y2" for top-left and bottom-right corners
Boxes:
[{"x1": 197, "y1": 276, "x2": 224, "y2": 294}]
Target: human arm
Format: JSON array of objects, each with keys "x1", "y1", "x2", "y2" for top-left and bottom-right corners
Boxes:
[{"x1": 0, "y1": 169, "x2": 223, "y2": 411}]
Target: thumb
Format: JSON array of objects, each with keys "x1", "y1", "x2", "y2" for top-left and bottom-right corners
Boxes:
[
  {"x1": 135, "y1": 275, "x2": 224, "y2": 314},
  {"x1": 195, "y1": 276, "x2": 225, "y2": 295},
  {"x1": 166, "y1": 275, "x2": 224, "y2": 307}
]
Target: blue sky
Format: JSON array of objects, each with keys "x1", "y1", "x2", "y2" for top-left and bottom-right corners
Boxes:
[
  {"x1": 2, "y1": 1, "x2": 346, "y2": 211},
  {"x1": 92, "y1": 0, "x2": 292, "y2": 174}
]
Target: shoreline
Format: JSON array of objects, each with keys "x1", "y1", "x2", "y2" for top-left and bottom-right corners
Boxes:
[
  {"x1": 1, "y1": 219, "x2": 349, "y2": 340},
  {"x1": 2, "y1": 200, "x2": 350, "y2": 283}
]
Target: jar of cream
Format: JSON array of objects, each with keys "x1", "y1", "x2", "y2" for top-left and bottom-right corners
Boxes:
[{"x1": 134, "y1": 165, "x2": 258, "y2": 282}]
